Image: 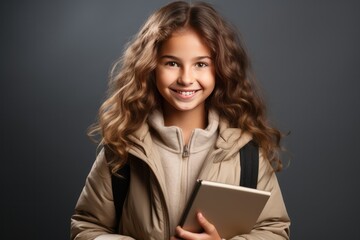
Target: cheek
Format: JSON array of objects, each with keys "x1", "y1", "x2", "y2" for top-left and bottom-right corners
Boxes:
[
  {"x1": 202, "y1": 72, "x2": 216, "y2": 91},
  {"x1": 155, "y1": 68, "x2": 178, "y2": 87}
]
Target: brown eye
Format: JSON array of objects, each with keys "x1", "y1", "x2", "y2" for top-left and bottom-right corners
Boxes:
[
  {"x1": 165, "y1": 61, "x2": 180, "y2": 67},
  {"x1": 196, "y1": 62, "x2": 208, "y2": 68}
]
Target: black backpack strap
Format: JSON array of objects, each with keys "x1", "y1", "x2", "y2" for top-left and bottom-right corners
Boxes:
[
  {"x1": 239, "y1": 140, "x2": 259, "y2": 189},
  {"x1": 111, "y1": 163, "x2": 130, "y2": 224},
  {"x1": 104, "y1": 146, "x2": 131, "y2": 227}
]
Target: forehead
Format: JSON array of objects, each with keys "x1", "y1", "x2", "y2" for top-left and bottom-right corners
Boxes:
[{"x1": 158, "y1": 27, "x2": 211, "y2": 58}]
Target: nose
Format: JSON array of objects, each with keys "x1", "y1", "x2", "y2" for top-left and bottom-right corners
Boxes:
[{"x1": 177, "y1": 67, "x2": 194, "y2": 86}]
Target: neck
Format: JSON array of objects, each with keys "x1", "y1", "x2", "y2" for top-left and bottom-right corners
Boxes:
[{"x1": 162, "y1": 104, "x2": 208, "y2": 144}]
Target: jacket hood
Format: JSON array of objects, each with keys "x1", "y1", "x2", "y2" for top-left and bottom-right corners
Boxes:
[{"x1": 127, "y1": 123, "x2": 152, "y2": 159}]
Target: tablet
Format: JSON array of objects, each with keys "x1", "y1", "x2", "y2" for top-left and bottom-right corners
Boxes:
[{"x1": 178, "y1": 179, "x2": 271, "y2": 239}]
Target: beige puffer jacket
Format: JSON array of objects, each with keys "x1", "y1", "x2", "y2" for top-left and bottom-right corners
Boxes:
[{"x1": 71, "y1": 119, "x2": 290, "y2": 240}]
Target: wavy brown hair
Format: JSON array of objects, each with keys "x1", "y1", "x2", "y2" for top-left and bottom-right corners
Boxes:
[{"x1": 89, "y1": 1, "x2": 283, "y2": 173}]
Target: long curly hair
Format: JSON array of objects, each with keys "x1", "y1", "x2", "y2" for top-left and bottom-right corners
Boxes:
[{"x1": 89, "y1": 1, "x2": 284, "y2": 173}]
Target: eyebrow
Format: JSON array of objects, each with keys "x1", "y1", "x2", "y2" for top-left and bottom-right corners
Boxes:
[{"x1": 159, "y1": 55, "x2": 212, "y2": 61}]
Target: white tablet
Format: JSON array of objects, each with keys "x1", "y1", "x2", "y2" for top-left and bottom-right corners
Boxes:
[{"x1": 178, "y1": 179, "x2": 271, "y2": 239}]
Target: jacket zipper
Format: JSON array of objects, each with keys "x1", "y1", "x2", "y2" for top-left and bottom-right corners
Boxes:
[
  {"x1": 182, "y1": 144, "x2": 189, "y2": 158},
  {"x1": 181, "y1": 144, "x2": 190, "y2": 214}
]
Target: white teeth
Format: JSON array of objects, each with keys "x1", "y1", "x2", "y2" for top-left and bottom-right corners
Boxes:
[{"x1": 178, "y1": 91, "x2": 195, "y2": 96}]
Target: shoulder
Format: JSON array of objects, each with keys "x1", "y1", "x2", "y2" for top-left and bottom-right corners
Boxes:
[
  {"x1": 216, "y1": 117, "x2": 252, "y2": 150},
  {"x1": 87, "y1": 148, "x2": 112, "y2": 181}
]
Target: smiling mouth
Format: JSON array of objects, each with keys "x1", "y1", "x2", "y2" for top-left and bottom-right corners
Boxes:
[
  {"x1": 170, "y1": 88, "x2": 201, "y2": 99},
  {"x1": 170, "y1": 88, "x2": 200, "y2": 96},
  {"x1": 177, "y1": 90, "x2": 196, "y2": 96}
]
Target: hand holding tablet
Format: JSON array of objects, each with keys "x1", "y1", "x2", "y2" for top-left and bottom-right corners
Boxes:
[{"x1": 179, "y1": 180, "x2": 271, "y2": 239}]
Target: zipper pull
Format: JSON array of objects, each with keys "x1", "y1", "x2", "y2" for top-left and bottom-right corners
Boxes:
[{"x1": 182, "y1": 144, "x2": 189, "y2": 158}]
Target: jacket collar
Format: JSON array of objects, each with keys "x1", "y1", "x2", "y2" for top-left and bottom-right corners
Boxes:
[
  {"x1": 147, "y1": 109, "x2": 219, "y2": 153},
  {"x1": 128, "y1": 110, "x2": 253, "y2": 163},
  {"x1": 211, "y1": 119, "x2": 253, "y2": 163}
]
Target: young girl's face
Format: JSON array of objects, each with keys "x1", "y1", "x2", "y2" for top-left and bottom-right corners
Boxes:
[{"x1": 155, "y1": 27, "x2": 215, "y2": 114}]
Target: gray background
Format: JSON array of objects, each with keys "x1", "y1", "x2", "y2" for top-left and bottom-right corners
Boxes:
[{"x1": 1, "y1": 0, "x2": 359, "y2": 239}]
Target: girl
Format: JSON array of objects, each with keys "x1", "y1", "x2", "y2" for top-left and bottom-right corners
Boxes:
[{"x1": 71, "y1": 1, "x2": 290, "y2": 240}]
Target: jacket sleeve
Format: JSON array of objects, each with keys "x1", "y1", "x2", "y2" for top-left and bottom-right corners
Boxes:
[
  {"x1": 70, "y1": 150, "x2": 135, "y2": 240},
  {"x1": 230, "y1": 151, "x2": 291, "y2": 240}
]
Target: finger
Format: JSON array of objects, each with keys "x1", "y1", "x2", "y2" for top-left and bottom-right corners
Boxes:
[
  {"x1": 175, "y1": 225, "x2": 200, "y2": 240},
  {"x1": 197, "y1": 212, "x2": 216, "y2": 234}
]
